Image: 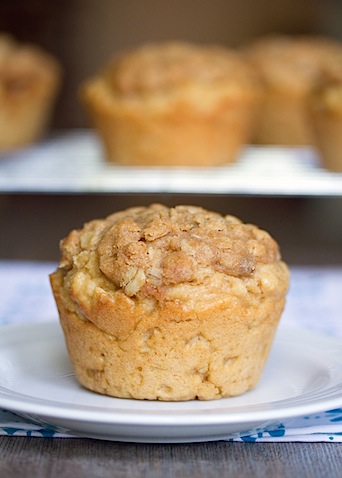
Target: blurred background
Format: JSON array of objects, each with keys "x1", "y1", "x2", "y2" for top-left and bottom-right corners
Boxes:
[
  {"x1": 0, "y1": 0, "x2": 341, "y2": 264},
  {"x1": 2, "y1": 0, "x2": 342, "y2": 129}
]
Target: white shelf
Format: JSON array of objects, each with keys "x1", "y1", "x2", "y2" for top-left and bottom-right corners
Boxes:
[{"x1": 0, "y1": 130, "x2": 341, "y2": 196}]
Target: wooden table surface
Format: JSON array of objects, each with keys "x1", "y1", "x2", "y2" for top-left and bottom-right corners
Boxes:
[{"x1": 1, "y1": 437, "x2": 342, "y2": 478}]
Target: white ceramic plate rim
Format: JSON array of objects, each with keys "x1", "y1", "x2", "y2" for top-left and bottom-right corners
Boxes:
[{"x1": 1, "y1": 321, "x2": 342, "y2": 439}]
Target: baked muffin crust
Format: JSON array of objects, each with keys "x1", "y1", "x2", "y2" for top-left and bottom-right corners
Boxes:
[
  {"x1": 103, "y1": 42, "x2": 259, "y2": 97},
  {"x1": 0, "y1": 34, "x2": 61, "y2": 152},
  {"x1": 81, "y1": 42, "x2": 261, "y2": 166},
  {"x1": 245, "y1": 35, "x2": 342, "y2": 94},
  {"x1": 244, "y1": 35, "x2": 342, "y2": 145},
  {"x1": 309, "y1": 82, "x2": 342, "y2": 171},
  {"x1": 0, "y1": 34, "x2": 60, "y2": 98},
  {"x1": 58, "y1": 204, "x2": 281, "y2": 305},
  {"x1": 51, "y1": 204, "x2": 289, "y2": 401}
]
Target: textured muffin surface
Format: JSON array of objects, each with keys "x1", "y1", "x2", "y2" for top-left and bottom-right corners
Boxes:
[
  {"x1": 103, "y1": 42, "x2": 259, "y2": 96},
  {"x1": 309, "y1": 83, "x2": 342, "y2": 172},
  {"x1": 245, "y1": 35, "x2": 342, "y2": 93},
  {"x1": 51, "y1": 204, "x2": 289, "y2": 401},
  {"x1": 81, "y1": 42, "x2": 261, "y2": 166},
  {"x1": 0, "y1": 34, "x2": 61, "y2": 152},
  {"x1": 245, "y1": 35, "x2": 342, "y2": 145}
]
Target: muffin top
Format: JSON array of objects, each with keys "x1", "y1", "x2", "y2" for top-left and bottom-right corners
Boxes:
[
  {"x1": 97, "y1": 41, "x2": 260, "y2": 96},
  {"x1": 245, "y1": 35, "x2": 342, "y2": 94},
  {"x1": 0, "y1": 34, "x2": 61, "y2": 100},
  {"x1": 58, "y1": 204, "x2": 285, "y2": 305}
]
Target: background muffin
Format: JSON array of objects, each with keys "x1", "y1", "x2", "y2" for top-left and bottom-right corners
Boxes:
[
  {"x1": 50, "y1": 204, "x2": 289, "y2": 401},
  {"x1": 309, "y1": 82, "x2": 342, "y2": 172},
  {"x1": 80, "y1": 42, "x2": 262, "y2": 166},
  {"x1": 244, "y1": 35, "x2": 342, "y2": 145},
  {"x1": 0, "y1": 33, "x2": 62, "y2": 153}
]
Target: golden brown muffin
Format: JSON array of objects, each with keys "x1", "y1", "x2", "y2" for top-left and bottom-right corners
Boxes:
[
  {"x1": 0, "y1": 34, "x2": 62, "y2": 153},
  {"x1": 309, "y1": 82, "x2": 342, "y2": 172},
  {"x1": 244, "y1": 35, "x2": 342, "y2": 145},
  {"x1": 50, "y1": 204, "x2": 289, "y2": 401},
  {"x1": 80, "y1": 42, "x2": 262, "y2": 166}
]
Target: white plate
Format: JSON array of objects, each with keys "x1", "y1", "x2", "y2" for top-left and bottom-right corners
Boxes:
[{"x1": 1, "y1": 322, "x2": 342, "y2": 443}]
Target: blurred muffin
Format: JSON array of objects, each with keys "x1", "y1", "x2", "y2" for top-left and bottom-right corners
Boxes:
[
  {"x1": 309, "y1": 82, "x2": 342, "y2": 172},
  {"x1": 80, "y1": 42, "x2": 262, "y2": 166},
  {"x1": 244, "y1": 35, "x2": 342, "y2": 145},
  {"x1": 50, "y1": 204, "x2": 289, "y2": 401},
  {"x1": 0, "y1": 34, "x2": 62, "y2": 153}
]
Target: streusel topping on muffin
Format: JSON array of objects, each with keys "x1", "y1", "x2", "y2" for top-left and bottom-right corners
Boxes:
[
  {"x1": 102, "y1": 42, "x2": 260, "y2": 96},
  {"x1": 59, "y1": 204, "x2": 282, "y2": 306},
  {"x1": 0, "y1": 34, "x2": 60, "y2": 100}
]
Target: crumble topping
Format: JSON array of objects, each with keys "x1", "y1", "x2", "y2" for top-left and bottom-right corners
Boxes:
[
  {"x1": 58, "y1": 204, "x2": 281, "y2": 301},
  {"x1": 102, "y1": 42, "x2": 259, "y2": 95}
]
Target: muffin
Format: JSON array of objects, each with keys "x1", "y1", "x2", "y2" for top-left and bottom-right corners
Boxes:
[
  {"x1": 309, "y1": 82, "x2": 342, "y2": 172},
  {"x1": 80, "y1": 42, "x2": 262, "y2": 166},
  {"x1": 50, "y1": 204, "x2": 289, "y2": 401},
  {"x1": 244, "y1": 35, "x2": 342, "y2": 145},
  {"x1": 0, "y1": 34, "x2": 62, "y2": 153}
]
